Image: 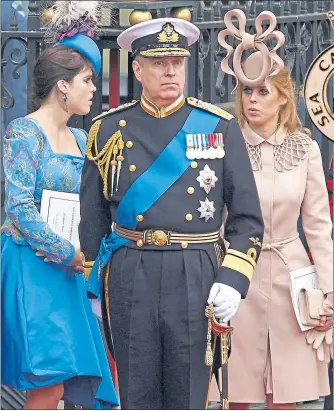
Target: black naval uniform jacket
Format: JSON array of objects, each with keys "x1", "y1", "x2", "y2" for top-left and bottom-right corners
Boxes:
[{"x1": 79, "y1": 97, "x2": 264, "y2": 299}]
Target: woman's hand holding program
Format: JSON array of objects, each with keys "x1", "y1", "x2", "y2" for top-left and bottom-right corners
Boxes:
[{"x1": 68, "y1": 247, "x2": 83, "y2": 272}]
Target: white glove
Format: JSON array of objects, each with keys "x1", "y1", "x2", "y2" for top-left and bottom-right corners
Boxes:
[
  {"x1": 207, "y1": 283, "x2": 241, "y2": 322},
  {"x1": 305, "y1": 328, "x2": 333, "y2": 363},
  {"x1": 91, "y1": 299, "x2": 102, "y2": 322}
]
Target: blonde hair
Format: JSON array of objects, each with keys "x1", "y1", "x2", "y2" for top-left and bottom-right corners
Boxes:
[{"x1": 235, "y1": 67, "x2": 303, "y2": 134}]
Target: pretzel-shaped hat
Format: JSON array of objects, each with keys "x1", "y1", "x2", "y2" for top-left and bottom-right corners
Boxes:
[{"x1": 218, "y1": 9, "x2": 285, "y2": 92}]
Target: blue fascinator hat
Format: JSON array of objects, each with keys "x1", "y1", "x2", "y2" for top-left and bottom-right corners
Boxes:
[
  {"x1": 57, "y1": 34, "x2": 101, "y2": 76},
  {"x1": 43, "y1": 1, "x2": 102, "y2": 75}
]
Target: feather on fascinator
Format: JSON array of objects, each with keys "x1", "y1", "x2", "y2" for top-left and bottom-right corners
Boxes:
[
  {"x1": 44, "y1": 1, "x2": 100, "y2": 42},
  {"x1": 218, "y1": 9, "x2": 285, "y2": 93},
  {"x1": 42, "y1": 1, "x2": 103, "y2": 75}
]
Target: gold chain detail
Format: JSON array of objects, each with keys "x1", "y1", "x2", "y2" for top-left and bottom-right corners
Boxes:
[
  {"x1": 205, "y1": 304, "x2": 214, "y2": 366},
  {"x1": 222, "y1": 332, "x2": 229, "y2": 364}
]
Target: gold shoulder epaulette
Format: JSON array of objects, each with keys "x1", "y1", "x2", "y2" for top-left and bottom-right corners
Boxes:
[
  {"x1": 92, "y1": 100, "x2": 139, "y2": 122},
  {"x1": 187, "y1": 97, "x2": 234, "y2": 121}
]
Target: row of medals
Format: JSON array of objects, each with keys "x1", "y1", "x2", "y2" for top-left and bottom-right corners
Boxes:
[{"x1": 186, "y1": 133, "x2": 225, "y2": 160}]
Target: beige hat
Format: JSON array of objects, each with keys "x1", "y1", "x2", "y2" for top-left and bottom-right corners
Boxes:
[{"x1": 218, "y1": 9, "x2": 285, "y2": 92}]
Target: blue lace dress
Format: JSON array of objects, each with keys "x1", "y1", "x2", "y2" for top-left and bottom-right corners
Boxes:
[{"x1": 1, "y1": 117, "x2": 119, "y2": 409}]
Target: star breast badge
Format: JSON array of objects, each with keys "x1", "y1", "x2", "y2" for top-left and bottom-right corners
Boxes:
[
  {"x1": 197, "y1": 197, "x2": 216, "y2": 222},
  {"x1": 196, "y1": 165, "x2": 218, "y2": 194}
]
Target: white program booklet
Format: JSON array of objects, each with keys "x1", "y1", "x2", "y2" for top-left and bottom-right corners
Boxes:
[
  {"x1": 40, "y1": 190, "x2": 80, "y2": 247},
  {"x1": 289, "y1": 265, "x2": 318, "y2": 331}
]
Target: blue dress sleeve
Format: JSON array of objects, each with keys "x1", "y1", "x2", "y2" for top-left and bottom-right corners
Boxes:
[{"x1": 3, "y1": 118, "x2": 75, "y2": 265}]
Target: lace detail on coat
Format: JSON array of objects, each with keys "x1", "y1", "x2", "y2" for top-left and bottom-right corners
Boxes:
[
  {"x1": 246, "y1": 142, "x2": 261, "y2": 171},
  {"x1": 246, "y1": 132, "x2": 313, "y2": 172},
  {"x1": 274, "y1": 132, "x2": 313, "y2": 172}
]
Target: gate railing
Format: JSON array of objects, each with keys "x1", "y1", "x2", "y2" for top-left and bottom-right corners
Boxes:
[{"x1": 1, "y1": 0, "x2": 333, "y2": 155}]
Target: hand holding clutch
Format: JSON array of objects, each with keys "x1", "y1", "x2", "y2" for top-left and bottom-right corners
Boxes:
[
  {"x1": 298, "y1": 289, "x2": 333, "y2": 328},
  {"x1": 317, "y1": 292, "x2": 333, "y2": 330}
]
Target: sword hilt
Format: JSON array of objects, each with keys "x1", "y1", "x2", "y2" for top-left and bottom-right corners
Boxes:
[{"x1": 205, "y1": 305, "x2": 232, "y2": 410}]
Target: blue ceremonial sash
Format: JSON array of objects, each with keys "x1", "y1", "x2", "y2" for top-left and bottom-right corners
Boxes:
[{"x1": 86, "y1": 107, "x2": 220, "y2": 299}]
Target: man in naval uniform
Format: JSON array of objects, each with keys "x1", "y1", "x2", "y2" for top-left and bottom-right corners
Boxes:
[{"x1": 79, "y1": 15, "x2": 264, "y2": 410}]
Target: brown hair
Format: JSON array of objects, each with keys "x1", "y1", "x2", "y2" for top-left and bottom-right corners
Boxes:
[
  {"x1": 30, "y1": 45, "x2": 92, "y2": 111},
  {"x1": 235, "y1": 66, "x2": 303, "y2": 134}
]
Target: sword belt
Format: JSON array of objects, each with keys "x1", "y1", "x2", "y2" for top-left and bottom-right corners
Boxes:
[{"x1": 114, "y1": 224, "x2": 220, "y2": 247}]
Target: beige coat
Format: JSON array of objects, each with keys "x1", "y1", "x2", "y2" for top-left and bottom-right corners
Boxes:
[{"x1": 228, "y1": 124, "x2": 333, "y2": 404}]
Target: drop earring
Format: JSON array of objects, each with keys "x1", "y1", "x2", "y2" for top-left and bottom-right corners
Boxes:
[{"x1": 63, "y1": 94, "x2": 68, "y2": 112}]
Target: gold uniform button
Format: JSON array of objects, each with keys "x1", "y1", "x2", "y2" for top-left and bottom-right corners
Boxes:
[
  {"x1": 137, "y1": 240, "x2": 143, "y2": 248},
  {"x1": 129, "y1": 165, "x2": 137, "y2": 172},
  {"x1": 119, "y1": 120, "x2": 127, "y2": 127},
  {"x1": 126, "y1": 141, "x2": 133, "y2": 149},
  {"x1": 186, "y1": 214, "x2": 193, "y2": 221},
  {"x1": 187, "y1": 187, "x2": 195, "y2": 195},
  {"x1": 191, "y1": 161, "x2": 198, "y2": 169},
  {"x1": 181, "y1": 241, "x2": 188, "y2": 249},
  {"x1": 136, "y1": 215, "x2": 144, "y2": 222}
]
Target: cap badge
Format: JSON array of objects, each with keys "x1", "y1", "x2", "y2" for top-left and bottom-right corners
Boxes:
[{"x1": 158, "y1": 23, "x2": 180, "y2": 43}]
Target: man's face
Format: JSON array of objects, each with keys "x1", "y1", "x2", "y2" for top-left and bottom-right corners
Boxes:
[{"x1": 133, "y1": 56, "x2": 186, "y2": 105}]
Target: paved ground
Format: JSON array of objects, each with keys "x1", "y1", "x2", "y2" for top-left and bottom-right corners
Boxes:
[
  {"x1": 295, "y1": 399, "x2": 324, "y2": 410},
  {"x1": 252, "y1": 399, "x2": 324, "y2": 409},
  {"x1": 208, "y1": 398, "x2": 324, "y2": 410},
  {"x1": 58, "y1": 400, "x2": 324, "y2": 410},
  {"x1": 58, "y1": 399, "x2": 325, "y2": 410},
  {"x1": 56, "y1": 399, "x2": 326, "y2": 410}
]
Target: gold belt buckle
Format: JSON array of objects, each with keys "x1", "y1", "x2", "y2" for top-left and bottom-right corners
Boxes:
[{"x1": 148, "y1": 230, "x2": 171, "y2": 246}]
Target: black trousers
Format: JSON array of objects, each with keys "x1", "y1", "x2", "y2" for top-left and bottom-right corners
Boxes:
[{"x1": 107, "y1": 245, "x2": 217, "y2": 410}]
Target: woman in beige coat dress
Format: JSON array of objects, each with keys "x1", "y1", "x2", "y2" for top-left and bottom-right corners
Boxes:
[{"x1": 217, "y1": 9, "x2": 333, "y2": 410}]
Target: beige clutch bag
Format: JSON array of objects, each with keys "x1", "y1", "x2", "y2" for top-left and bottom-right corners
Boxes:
[{"x1": 298, "y1": 288, "x2": 325, "y2": 327}]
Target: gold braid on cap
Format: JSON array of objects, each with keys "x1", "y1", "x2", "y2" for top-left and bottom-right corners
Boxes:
[
  {"x1": 218, "y1": 9, "x2": 285, "y2": 92},
  {"x1": 86, "y1": 120, "x2": 124, "y2": 201}
]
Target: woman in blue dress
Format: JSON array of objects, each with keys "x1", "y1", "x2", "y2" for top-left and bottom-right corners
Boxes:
[{"x1": 1, "y1": 2, "x2": 118, "y2": 409}]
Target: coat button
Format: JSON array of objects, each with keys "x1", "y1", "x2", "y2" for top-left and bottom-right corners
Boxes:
[
  {"x1": 126, "y1": 141, "x2": 133, "y2": 149},
  {"x1": 129, "y1": 165, "x2": 137, "y2": 172},
  {"x1": 181, "y1": 241, "x2": 188, "y2": 249},
  {"x1": 191, "y1": 161, "x2": 198, "y2": 169},
  {"x1": 136, "y1": 215, "x2": 144, "y2": 222},
  {"x1": 119, "y1": 120, "x2": 127, "y2": 127},
  {"x1": 186, "y1": 214, "x2": 193, "y2": 221},
  {"x1": 187, "y1": 187, "x2": 195, "y2": 195},
  {"x1": 137, "y1": 240, "x2": 143, "y2": 247}
]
